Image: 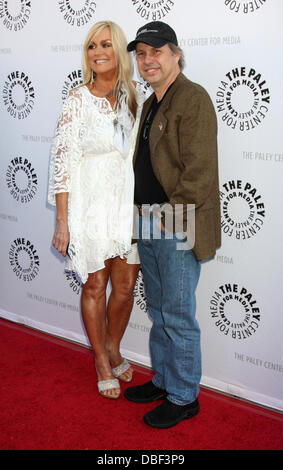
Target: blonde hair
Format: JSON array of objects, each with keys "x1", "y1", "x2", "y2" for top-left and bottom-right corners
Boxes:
[{"x1": 83, "y1": 21, "x2": 137, "y2": 118}]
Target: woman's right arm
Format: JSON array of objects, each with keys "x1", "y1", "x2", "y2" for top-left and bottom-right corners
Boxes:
[
  {"x1": 48, "y1": 89, "x2": 82, "y2": 257},
  {"x1": 53, "y1": 193, "x2": 69, "y2": 257}
]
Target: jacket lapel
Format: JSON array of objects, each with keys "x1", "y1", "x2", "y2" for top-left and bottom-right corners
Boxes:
[
  {"x1": 149, "y1": 110, "x2": 168, "y2": 157},
  {"x1": 149, "y1": 75, "x2": 181, "y2": 165},
  {"x1": 133, "y1": 74, "x2": 183, "y2": 168}
]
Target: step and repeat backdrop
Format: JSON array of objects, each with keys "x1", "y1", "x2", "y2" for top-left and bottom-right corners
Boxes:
[{"x1": 1, "y1": 1, "x2": 282, "y2": 411}]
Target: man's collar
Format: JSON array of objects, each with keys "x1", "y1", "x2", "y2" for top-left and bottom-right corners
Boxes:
[{"x1": 153, "y1": 72, "x2": 184, "y2": 108}]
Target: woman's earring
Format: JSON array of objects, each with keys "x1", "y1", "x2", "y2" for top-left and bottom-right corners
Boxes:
[{"x1": 90, "y1": 70, "x2": 94, "y2": 84}]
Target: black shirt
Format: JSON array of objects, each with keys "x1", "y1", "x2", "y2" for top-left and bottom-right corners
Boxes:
[{"x1": 134, "y1": 94, "x2": 169, "y2": 206}]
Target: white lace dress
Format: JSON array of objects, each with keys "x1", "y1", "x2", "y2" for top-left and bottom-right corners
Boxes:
[{"x1": 48, "y1": 84, "x2": 144, "y2": 284}]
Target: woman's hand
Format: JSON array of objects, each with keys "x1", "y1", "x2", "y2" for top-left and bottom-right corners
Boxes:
[
  {"x1": 53, "y1": 193, "x2": 69, "y2": 257},
  {"x1": 52, "y1": 219, "x2": 70, "y2": 257}
]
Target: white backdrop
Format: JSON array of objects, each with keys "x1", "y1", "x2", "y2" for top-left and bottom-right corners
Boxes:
[{"x1": 1, "y1": 0, "x2": 282, "y2": 412}]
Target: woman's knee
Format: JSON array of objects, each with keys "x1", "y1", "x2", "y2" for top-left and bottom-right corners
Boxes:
[
  {"x1": 111, "y1": 275, "x2": 137, "y2": 298},
  {"x1": 110, "y1": 261, "x2": 139, "y2": 298},
  {"x1": 82, "y1": 272, "x2": 108, "y2": 300}
]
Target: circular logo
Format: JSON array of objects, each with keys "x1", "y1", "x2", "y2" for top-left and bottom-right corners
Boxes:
[
  {"x1": 216, "y1": 66, "x2": 270, "y2": 131},
  {"x1": 6, "y1": 156, "x2": 38, "y2": 203},
  {"x1": 65, "y1": 270, "x2": 82, "y2": 295},
  {"x1": 2, "y1": 71, "x2": 35, "y2": 119},
  {"x1": 0, "y1": 0, "x2": 32, "y2": 31},
  {"x1": 224, "y1": 0, "x2": 267, "y2": 14},
  {"x1": 131, "y1": 0, "x2": 175, "y2": 21},
  {"x1": 133, "y1": 269, "x2": 148, "y2": 313},
  {"x1": 220, "y1": 180, "x2": 265, "y2": 240},
  {"x1": 209, "y1": 283, "x2": 261, "y2": 339},
  {"x1": 62, "y1": 69, "x2": 83, "y2": 101},
  {"x1": 9, "y1": 237, "x2": 40, "y2": 281},
  {"x1": 58, "y1": 0, "x2": 96, "y2": 27}
]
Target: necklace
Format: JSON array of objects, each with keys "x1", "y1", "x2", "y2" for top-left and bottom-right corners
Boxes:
[
  {"x1": 105, "y1": 89, "x2": 115, "y2": 99},
  {"x1": 89, "y1": 82, "x2": 115, "y2": 99}
]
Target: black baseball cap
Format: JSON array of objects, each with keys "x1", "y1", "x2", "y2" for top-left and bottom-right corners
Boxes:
[{"x1": 127, "y1": 21, "x2": 178, "y2": 51}]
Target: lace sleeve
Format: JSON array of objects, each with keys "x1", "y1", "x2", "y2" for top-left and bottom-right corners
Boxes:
[
  {"x1": 48, "y1": 89, "x2": 83, "y2": 206},
  {"x1": 135, "y1": 81, "x2": 148, "y2": 106}
]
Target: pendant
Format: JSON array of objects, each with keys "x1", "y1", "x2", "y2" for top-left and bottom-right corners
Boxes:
[{"x1": 105, "y1": 89, "x2": 115, "y2": 99}]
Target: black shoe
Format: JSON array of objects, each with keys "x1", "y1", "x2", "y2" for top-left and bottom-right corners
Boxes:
[
  {"x1": 143, "y1": 398, "x2": 200, "y2": 428},
  {"x1": 124, "y1": 380, "x2": 167, "y2": 403}
]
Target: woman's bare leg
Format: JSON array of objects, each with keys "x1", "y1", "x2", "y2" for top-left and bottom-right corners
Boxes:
[
  {"x1": 81, "y1": 259, "x2": 120, "y2": 398},
  {"x1": 106, "y1": 257, "x2": 140, "y2": 381}
]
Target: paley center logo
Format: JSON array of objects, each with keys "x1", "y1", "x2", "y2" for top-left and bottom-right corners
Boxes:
[
  {"x1": 131, "y1": 0, "x2": 175, "y2": 21},
  {"x1": 220, "y1": 179, "x2": 265, "y2": 240},
  {"x1": 2, "y1": 70, "x2": 35, "y2": 119},
  {"x1": 62, "y1": 69, "x2": 83, "y2": 101},
  {"x1": 65, "y1": 270, "x2": 82, "y2": 295},
  {"x1": 209, "y1": 283, "x2": 261, "y2": 339},
  {"x1": 224, "y1": 0, "x2": 267, "y2": 14},
  {"x1": 0, "y1": 0, "x2": 31, "y2": 31},
  {"x1": 133, "y1": 269, "x2": 148, "y2": 313},
  {"x1": 216, "y1": 66, "x2": 270, "y2": 131},
  {"x1": 6, "y1": 156, "x2": 38, "y2": 203},
  {"x1": 9, "y1": 237, "x2": 40, "y2": 282},
  {"x1": 58, "y1": 0, "x2": 96, "y2": 27}
]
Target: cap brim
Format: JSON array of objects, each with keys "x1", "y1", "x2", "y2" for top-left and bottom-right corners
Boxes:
[{"x1": 127, "y1": 37, "x2": 168, "y2": 52}]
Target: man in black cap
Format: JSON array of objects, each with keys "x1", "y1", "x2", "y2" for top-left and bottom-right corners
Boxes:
[{"x1": 125, "y1": 22, "x2": 221, "y2": 428}]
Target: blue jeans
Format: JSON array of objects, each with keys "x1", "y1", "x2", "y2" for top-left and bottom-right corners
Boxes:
[{"x1": 137, "y1": 212, "x2": 201, "y2": 405}]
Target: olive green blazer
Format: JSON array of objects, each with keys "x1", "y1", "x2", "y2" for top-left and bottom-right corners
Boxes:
[{"x1": 133, "y1": 73, "x2": 221, "y2": 260}]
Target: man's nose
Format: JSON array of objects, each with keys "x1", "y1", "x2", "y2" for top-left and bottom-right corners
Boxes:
[{"x1": 143, "y1": 52, "x2": 155, "y2": 64}]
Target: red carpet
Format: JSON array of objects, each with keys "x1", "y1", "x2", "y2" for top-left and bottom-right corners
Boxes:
[{"x1": 0, "y1": 318, "x2": 282, "y2": 450}]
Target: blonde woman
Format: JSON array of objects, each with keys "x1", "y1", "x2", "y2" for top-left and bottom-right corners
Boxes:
[{"x1": 48, "y1": 21, "x2": 144, "y2": 399}]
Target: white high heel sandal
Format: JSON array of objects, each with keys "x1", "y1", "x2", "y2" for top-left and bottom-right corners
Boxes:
[
  {"x1": 112, "y1": 358, "x2": 133, "y2": 383},
  {"x1": 97, "y1": 378, "x2": 120, "y2": 399}
]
